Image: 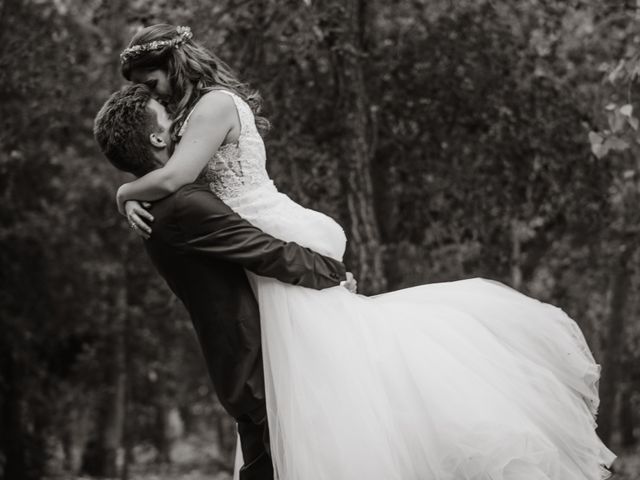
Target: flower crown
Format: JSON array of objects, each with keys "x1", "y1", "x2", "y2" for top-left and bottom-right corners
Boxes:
[{"x1": 120, "y1": 26, "x2": 193, "y2": 64}]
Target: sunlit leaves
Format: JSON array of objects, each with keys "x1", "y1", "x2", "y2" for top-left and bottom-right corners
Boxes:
[
  {"x1": 589, "y1": 100, "x2": 640, "y2": 159},
  {"x1": 592, "y1": 52, "x2": 640, "y2": 159},
  {"x1": 589, "y1": 130, "x2": 630, "y2": 159}
]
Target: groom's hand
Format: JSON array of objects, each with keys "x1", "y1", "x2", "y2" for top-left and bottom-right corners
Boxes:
[
  {"x1": 340, "y1": 272, "x2": 357, "y2": 293},
  {"x1": 125, "y1": 200, "x2": 154, "y2": 240}
]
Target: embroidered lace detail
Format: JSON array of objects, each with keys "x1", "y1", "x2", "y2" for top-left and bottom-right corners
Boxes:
[
  {"x1": 178, "y1": 90, "x2": 271, "y2": 201},
  {"x1": 178, "y1": 89, "x2": 348, "y2": 261}
]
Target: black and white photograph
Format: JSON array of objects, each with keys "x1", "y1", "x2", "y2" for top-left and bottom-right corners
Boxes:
[{"x1": 2, "y1": 0, "x2": 640, "y2": 479}]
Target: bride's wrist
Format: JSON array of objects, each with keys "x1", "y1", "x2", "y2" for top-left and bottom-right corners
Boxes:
[{"x1": 116, "y1": 184, "x2": 130, "y2": 216}]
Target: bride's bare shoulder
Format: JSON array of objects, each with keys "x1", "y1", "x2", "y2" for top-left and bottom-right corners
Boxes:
[
  {"x1": 182, "y1": 90, "x2": 240, "y2": 141},
  {"x1": 190, "y1": 90, "x2": 236, "y2": 120}
]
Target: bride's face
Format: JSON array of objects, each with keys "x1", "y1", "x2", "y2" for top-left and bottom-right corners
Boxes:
[{"x1": 130, "y1": 68, "x2": 172, "y2": 100}]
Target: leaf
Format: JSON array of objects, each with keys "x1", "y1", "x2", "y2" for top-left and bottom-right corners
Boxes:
[
  {"x1": 591, "y1": 142, "x2": 610, "y2": 159},
  {"x1": 631, "y1": 60, "x2": 640, "y2": 81},
  {"x1": 529, "y1": 216, "x2": 545, "y2": 228},
  {"x1": 608, "y1": 60, "x2": 626, "y2": 84},
  {"x1": 603, "y1": 136, "x2": 630, "y2": 152},
  {"x1": 588, "y1": 132, "x2": 626, "y2": 158},
  {"x1": 608, "y1": 110, "x2": 627, "y2": 133},
  {"x1": 629, "y1": 116, "x2": 639, "y2": 131},
  {"x1": 589, "y1": 132, "x2": 608, "y2": 158},
  {"x1": 620, "y1": 104, "x2": 633, "y2": 117},
  {"x1": 588, "y1": 131, "x2": 603, "y2": 146}
]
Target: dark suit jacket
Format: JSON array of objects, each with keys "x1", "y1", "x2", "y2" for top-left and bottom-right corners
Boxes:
[{"x1": 144, "y1": 183, "x2": 346, "y2": 423}]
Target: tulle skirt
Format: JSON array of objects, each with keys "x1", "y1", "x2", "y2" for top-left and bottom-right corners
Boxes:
[
  {"x1": 233, "y1": 276, "x2": 614, "y2": 480},
  {"x1": 221, "y1": 183, "x2": 613, "y2": 479}
]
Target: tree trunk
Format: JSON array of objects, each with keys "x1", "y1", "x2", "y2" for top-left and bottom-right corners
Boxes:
[
  {"x1": 154, "y1": 401, "x2": 178, "y2": 464},
  {"x1": 619, "y1": 384, "x2": 636, "y2": 447},
  {"x1": 63, "y1": 401, "x2": 94, "y2": 474},
  {"x1": 510, "y1": 219, "x2": 524, "y2": 290},
  {"x1": 1, "y1": 354, "x2": 27, "y2": 480},
  {"x1": 323, "y1": 0, "x2": 386, "y2": 294},
  {"x1": 100, "y1": 281, "x2": 128, "y2": 477},
  {"x1": 82, "y1": 267, "x2": 128, "y2": 477},
  {"x1": 597, "y1": 244, "x2": 634, "y2": 443}
]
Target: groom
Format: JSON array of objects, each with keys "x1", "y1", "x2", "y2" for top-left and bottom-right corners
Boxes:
[{"x1": 94, "y1": 84, "x2": 352, "y2": 480}]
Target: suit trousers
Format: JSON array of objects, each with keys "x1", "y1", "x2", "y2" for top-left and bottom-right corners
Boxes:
[{"x1": 237, "y1": 415, "x2": 273, "y2": 480}]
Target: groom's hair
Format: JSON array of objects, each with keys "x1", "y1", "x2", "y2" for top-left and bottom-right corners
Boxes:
[{"x1": 93, "y1": 84, "x2": 159, "y2": 177}]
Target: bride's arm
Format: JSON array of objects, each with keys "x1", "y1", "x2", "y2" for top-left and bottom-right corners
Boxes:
[{"x1": 116, "y1": 91, "x2": 237, "y2": 214}]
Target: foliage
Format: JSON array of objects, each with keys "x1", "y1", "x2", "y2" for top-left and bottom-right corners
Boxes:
[{"x1": 0, "y1": 0, "x2": 638, "y2": 478}]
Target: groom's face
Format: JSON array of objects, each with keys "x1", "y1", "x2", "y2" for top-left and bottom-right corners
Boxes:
[
  {"x1": 148, "y1": 98, "x2": 172, "y2": 134},
  {"x1": 146, "y1": 98, "x2": 173, "y2": 163}
]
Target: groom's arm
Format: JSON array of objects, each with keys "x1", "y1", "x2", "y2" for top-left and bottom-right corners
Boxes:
[{"x1": 164, "y1": 184, "x2": 346, "y2": 289}]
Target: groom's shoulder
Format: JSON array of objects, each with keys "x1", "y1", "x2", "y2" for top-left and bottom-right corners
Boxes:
[
  {"x1": 174, "y1": 182, "x2": 217, "y2": 200},
  {"x1": 151, "y1": 183, "x2": 227, "y2": 221},
  {"x1": 172, "y1": 183, "x2": 227, "y2": 211}
]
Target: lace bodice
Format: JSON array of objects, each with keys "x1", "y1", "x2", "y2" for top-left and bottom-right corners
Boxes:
[
  {"x1": 179, "y1": 90, "x2": 271, "y2": 201},
  {"x1": 179, "y1": 89, "x2": 348, "y2": 261}
]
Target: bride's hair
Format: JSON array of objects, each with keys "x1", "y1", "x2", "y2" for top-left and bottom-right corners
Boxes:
[{"x1": 121, "y1": 24, "x2": 269, "y2": 138}]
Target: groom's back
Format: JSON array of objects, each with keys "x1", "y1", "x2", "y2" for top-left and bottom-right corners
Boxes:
[{"x1": 143, "y1": 186, "x2": 266, "y2": 423}]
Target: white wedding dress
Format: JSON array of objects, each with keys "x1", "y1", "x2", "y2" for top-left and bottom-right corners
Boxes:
[{"x1": 183, "y1": 90, "x2": 615, "y2": 479}]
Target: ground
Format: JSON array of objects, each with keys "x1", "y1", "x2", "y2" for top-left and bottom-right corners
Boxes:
[{"x1": 66, "y1": 448, "x2": 639, "y2": 480}]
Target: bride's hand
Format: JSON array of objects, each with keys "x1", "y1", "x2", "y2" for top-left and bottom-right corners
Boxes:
[
  {"x1": 341, "y1": 272, "x2": 358, "y2": 294},
  {"x1": 124, "y1": 200, "x2": 154, "y2": 240}
]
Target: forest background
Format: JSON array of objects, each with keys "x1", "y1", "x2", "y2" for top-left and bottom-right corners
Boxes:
[{"x1": 2, "y1": 0, "x2": 640, "y2": 478}]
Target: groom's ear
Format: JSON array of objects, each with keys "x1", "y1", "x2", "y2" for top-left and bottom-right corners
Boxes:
[{"x1": 149, "y1": 132, "x2": 167, "y2": 149}]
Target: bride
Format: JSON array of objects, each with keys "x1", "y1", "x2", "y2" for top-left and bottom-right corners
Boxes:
[{"x1": 116, "y1": 24, "x2": 615, "y2": 479}]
